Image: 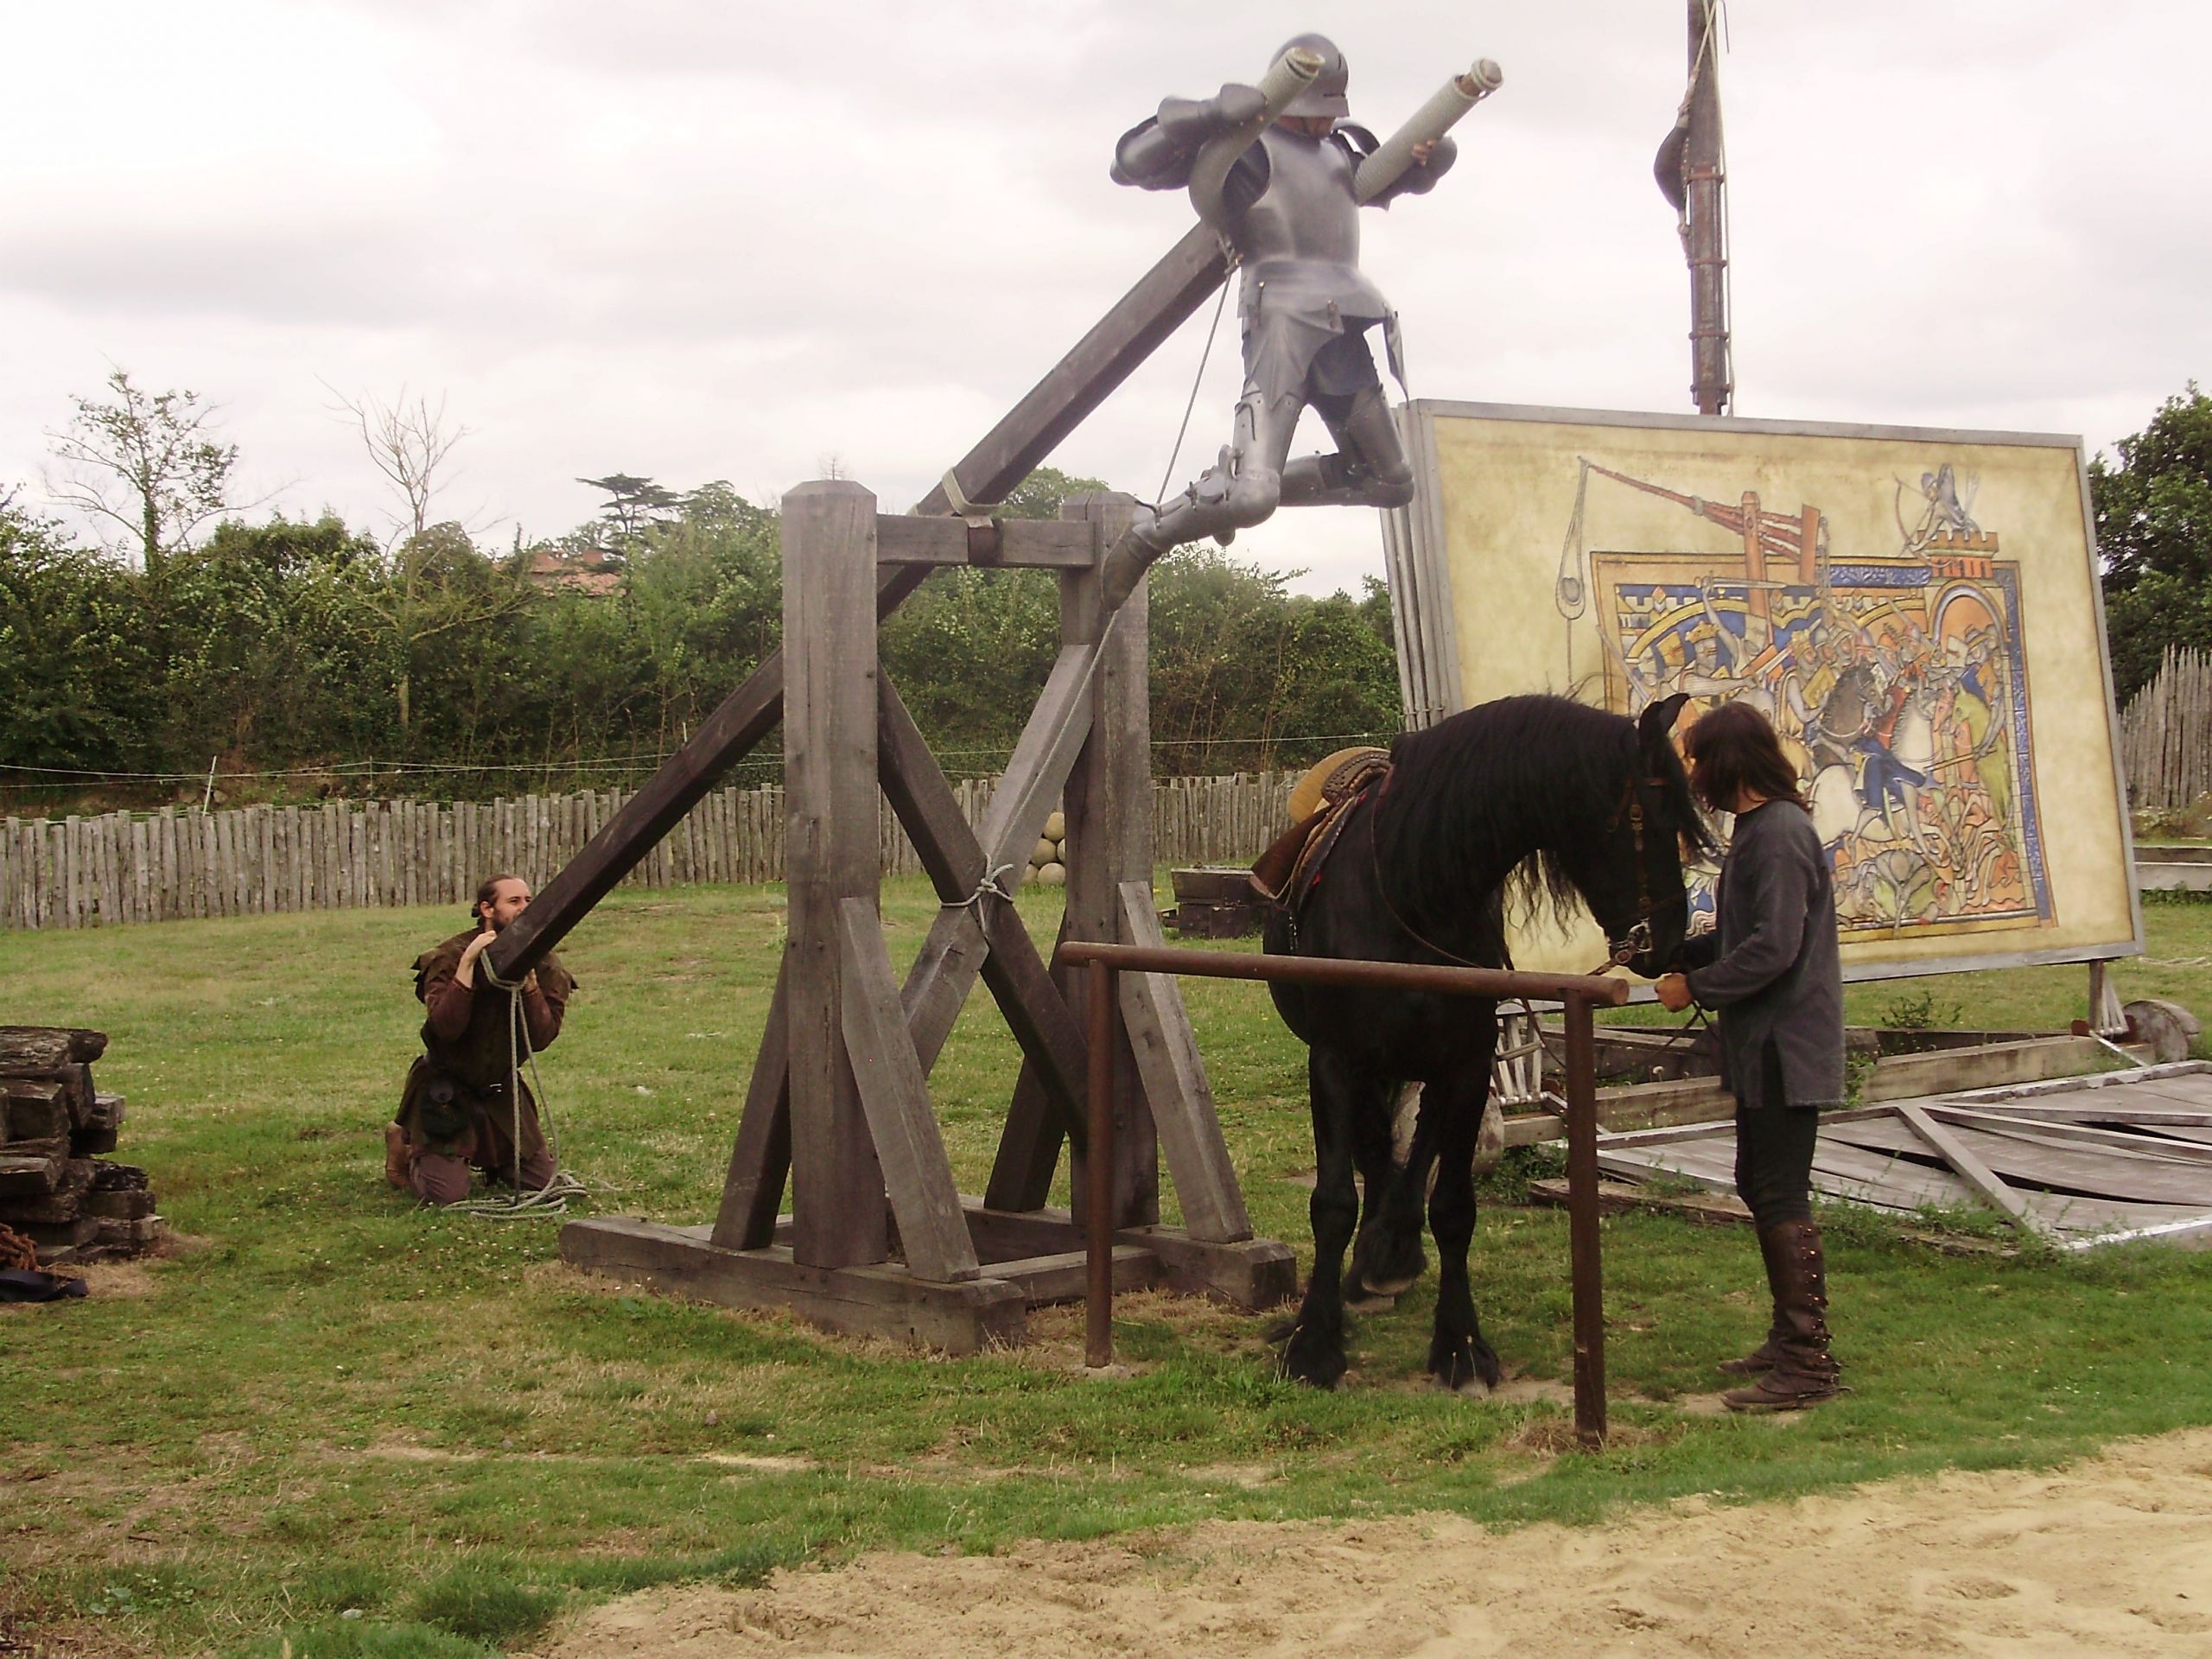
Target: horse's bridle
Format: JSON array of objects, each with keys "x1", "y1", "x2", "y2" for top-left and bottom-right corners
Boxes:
[{"x1": 1598, "y1": 769, "x2": 1686, "y2": 970}]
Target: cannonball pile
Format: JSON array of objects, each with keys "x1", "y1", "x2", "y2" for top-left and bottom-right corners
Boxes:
[{"x1": 1029, "y1": 810, "x2": 1068, "y2": 887}]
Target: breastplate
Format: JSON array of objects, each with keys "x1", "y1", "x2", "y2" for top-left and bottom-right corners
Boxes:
[{"x1": 1235, "y1": 127, "x2": 1362, "y2": 265}]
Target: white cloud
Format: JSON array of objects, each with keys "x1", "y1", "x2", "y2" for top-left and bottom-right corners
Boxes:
[{"x1": 3, "y1": 0, "x2": 2207, "y2": 597}]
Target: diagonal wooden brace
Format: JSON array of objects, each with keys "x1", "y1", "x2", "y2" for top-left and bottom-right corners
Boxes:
[
  {"x1": 487, "y1": 224, "x2": 1230, "y2": 983},
  {"x1": 875, "y1": 677, "x2": 1093, "y2": 1139}
]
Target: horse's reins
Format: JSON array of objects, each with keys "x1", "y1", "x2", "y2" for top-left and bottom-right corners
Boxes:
[{"x1": 1597, "y1": 769, "x2": 1689, "y2": 975}]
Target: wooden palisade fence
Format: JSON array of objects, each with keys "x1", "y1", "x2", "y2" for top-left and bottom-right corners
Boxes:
[
  {"x1": 1, "y1": 774, "x2": 1300, "y2": 931},
  {"x1": 2120, "y1": 645, "x2": 2212, "y2": 813}
]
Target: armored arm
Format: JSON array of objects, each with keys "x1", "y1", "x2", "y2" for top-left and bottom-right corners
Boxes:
[
  {"x1": 1341, "y1": 127, "x2": 1458, "y2": 205},
  {"x1": 1110, "y1": 83, "x2": 1268, "y2": 189}
]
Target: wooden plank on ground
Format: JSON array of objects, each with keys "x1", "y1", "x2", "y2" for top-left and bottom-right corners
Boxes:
[
  {"x1": 1929, "y1": 1107, "x2": 2212, "y2": 1166},
  {"x1": 1825, "y1": 1113, "x2": 2212, "y2": 1205},
  {"x1": 836, "y1": 899, "x2": 979, "y2": 1284},
  {"x1": 1897, "y1": 1102, "x2": 2044, "y2": 1234}
]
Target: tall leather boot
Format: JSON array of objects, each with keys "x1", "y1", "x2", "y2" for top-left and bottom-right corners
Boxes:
[
  {"x1": 1716, "y1": 1223, "x2": 1794, "y2": 1377},
  {"x1": 1724, "y1": 1218, "x2": 1841, "y2": 1412}
]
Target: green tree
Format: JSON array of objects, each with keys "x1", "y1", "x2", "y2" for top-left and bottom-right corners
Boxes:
[
  {"x1": 2094, "y1": 384, "x2": 2212, "y2": 698},
  {"x1": 378, "y1": 523, "x2": 532, "y2": 734},
  {"x1": 0, "y1": 499, "x2": 157, "y2": 776},
  {"x1": 44, "y1": 369, "x2": 240, "y2": 577},
  {"x1": 160, "y1": 517, "x2": 392, "y2": 768},
  {"x1": 576, "y1": 474, "x2": 682, "y2": 550}
]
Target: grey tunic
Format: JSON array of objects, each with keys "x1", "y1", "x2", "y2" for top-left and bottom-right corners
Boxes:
[{"x1": 1681, "y1": 800, "x2": 1845, "y2": 1109}]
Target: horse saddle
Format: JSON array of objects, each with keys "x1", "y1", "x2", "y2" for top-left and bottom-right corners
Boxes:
[{"x1": 1250, "y1": 746, "x2": 1393, "y2": 908}]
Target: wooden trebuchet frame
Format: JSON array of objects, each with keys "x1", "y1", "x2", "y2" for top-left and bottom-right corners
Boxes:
[{"x1": 557, "y1": 481, "x2": 1294, "y2": 1352}]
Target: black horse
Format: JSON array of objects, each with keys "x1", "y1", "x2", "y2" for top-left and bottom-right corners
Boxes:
[{"x1": 1264, "y1": 692, "x2": 1710, "y2": 1389}]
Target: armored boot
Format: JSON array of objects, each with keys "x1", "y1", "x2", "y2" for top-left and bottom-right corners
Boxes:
[
  {"x1": 1101, "y1": 448, "x2": 1243, "y2": 607},
  {"x1": 1723, "y1": 1219, "x2": 1841, "y2": 1412},
  {"x1": 1278, "y1": 449, "x2": 1410, "y2": 510},
  {"x1": 384, "y1": 1122, "x2": 413, "y2": 1190},
  {"x1": 1716, "y1": 1222, "x2": 1797, "y2": 1376}
]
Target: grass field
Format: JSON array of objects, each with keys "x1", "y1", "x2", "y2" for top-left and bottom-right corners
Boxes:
[{"x1": 3, "y1": 880, "x2": 2210, "y2": 1658}]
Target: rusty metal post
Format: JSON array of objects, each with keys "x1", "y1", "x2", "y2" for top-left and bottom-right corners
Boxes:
[
  {"x1": 1085, "y1": 961, "x2": 1118, "y2": 1368},
  {"x1": 1562, "y1": 993, "x2": 1608, "y2": 1446}
]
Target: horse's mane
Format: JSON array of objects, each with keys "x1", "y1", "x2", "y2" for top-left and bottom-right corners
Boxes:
[{"x1": 1371, "y1": 694, "x2": 1711, "y2": 933}]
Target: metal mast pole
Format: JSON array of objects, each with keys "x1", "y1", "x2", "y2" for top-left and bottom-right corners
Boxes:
[{"x1": 1684, "y1": 0, "x2": 1731, "y2": 415}]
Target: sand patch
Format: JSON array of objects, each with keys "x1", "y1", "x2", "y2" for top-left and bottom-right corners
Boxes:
[{"x1": 531, "y1": 1427, "x2": 2212, "y2": 1658}]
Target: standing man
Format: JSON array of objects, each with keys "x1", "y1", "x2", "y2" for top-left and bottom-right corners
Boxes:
[
  {"x1": 385, "y1": 874, "x2": 576, "y2": 1205},
  {"x1": 1655, "y1": 703, "x2": 1845, "y2": 1411}
]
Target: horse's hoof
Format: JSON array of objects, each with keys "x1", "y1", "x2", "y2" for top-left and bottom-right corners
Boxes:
[
  {"x1": 1427, "y1": 1334, "x2": 1504, "y2": 1394},
  {"x1": 1359, "y1": 1269, "x2": 1421, "y2": 1298},
  {"x1": 1281, "y1": 1323, "x2": 1349, "y2": 1390},
  {"x1": 1262, "y1": 1314, "x2": 1300, "y2": 1343}
]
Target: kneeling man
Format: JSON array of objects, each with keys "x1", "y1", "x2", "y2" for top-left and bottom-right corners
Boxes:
[{"x1": 385, "y1": 874, "x2": 576, "y2": 1205}]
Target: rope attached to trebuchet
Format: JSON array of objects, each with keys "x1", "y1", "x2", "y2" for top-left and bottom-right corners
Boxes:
[
  {"x1": 1152, "y1": 266, "x2": 1236, "y2": 510},
  {"x1": 450, "y1": 961, "x2": 589, "y2": 1218},
  {"x1": 944, "y1": 861, "x2": 1019, "y2": 912}
]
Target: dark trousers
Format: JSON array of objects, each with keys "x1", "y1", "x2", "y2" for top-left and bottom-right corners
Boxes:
[{"x1": 1734, "y1": 1046, "x2": 1819, "y2": 1229}]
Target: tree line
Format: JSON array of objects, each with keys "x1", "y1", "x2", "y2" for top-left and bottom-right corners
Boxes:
[
  {"x1": 0, "y1": 375, "x2": 1400, "y2": 809},
  {"x1": 7, "y1": 370, "x2": 2206, "y2": 811}
]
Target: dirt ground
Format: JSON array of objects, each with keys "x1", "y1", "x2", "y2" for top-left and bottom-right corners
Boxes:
[{"x1": 531, "y1": 1427, "x2": 2212, "y2": 1659}]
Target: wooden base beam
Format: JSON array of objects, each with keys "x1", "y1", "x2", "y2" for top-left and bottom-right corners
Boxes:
[{"x1": 563, "y1": 1196, "x2": 1295, "y2": 1356}]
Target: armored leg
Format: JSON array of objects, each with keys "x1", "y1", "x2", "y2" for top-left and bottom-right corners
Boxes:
[
  {"x1": 1100, "y1": 386, "x2": 1306, "y2": 607},
  {"x1": 1279, "y1": 384, "x2": 1414, "y2": 509}
]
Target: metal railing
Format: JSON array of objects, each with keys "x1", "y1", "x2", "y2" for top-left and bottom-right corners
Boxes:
[{"x1": 1055, "y1": 939, "x2": 1628, "y2": 1447}]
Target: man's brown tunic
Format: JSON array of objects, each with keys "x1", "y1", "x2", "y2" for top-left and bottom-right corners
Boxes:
[{"x1": 396, "y1": 928, "x2": 575, "y2": 1173}]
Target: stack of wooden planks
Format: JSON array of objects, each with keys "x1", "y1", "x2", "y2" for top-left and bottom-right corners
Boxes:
[
  {"x1": 0, "y1": 1027, "x2": 160, "y2": 1262},
  {"x1": 1590, "y1": 1063, "x2": 2212, "y2": 1249}
]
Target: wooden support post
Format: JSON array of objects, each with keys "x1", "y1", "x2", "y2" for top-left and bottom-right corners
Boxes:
[
  {"x1": 710, "y1": 966, "x2": 792, "y2": 1249},
  {"x1": 1058, "y1": 492, "x2": 1157, "y2": 1229},
  {"x1": 781, "y1": 480, "x2": 887, "y2": 1270},
  {"x1": 1085, "y1": 959, "x2": 1117, "y2": 1369},
  {"x1": 1563, "y1": 994, "x2": 1608, "y2": 1447},
  {"x1": 837, "y1": 899, "x2": 980, "y2": 1284},
  {"x1": 874, "y1": 676, "x2": 1091, "y2": 1131},
  {"x1": 987, "y1": 915, "x2": 1078, "y2": 1211},
  {"x1": 1116, "y1": 880, "x2": 1249, "y2": 1243}
]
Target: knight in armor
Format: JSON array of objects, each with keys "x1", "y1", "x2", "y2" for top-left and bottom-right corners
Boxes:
[{"x1": 1102, "y1": 35, "x2": 1457, "y2": 603}]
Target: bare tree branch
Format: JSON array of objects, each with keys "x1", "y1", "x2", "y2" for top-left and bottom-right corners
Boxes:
[{"x1": 322, "y1": 380, "x2": 473, "y2": 550}]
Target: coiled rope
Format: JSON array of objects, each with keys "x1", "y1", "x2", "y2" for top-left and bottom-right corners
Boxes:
[{"x1": 447, "y1": 960, "x2": 589, "y2": 1218}]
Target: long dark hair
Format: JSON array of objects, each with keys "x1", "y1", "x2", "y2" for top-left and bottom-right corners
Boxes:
[{"x1": 1682, "y1": 702, "x2": 1805, "y2": 813}]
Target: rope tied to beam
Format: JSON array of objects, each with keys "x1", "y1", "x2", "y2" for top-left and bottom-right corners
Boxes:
[{"x1": 944, "y1": 861, "x2": 1020, "y2": 912}]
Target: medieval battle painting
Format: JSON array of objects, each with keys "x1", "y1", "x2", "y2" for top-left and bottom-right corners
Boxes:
[{"x1": 1387, "y1": 404, "x2": 2140, "y2": 979}]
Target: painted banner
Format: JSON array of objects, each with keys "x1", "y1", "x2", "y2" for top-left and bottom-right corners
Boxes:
[{"x1": 1382, "y1": 402, "x2": 2142, "y2": 980}]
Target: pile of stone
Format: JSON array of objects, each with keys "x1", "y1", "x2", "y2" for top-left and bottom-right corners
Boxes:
[
  {"x1": 0, "y1": 1027, "x2": 160, "y2": 1263},
  {"x1": 1027, "y1": 810, "x2": 1068, "y2": 887}
]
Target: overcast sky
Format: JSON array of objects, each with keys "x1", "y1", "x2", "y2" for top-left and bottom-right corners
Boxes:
[{"x1": 5, "y1": 1, "x2": 2208, "y2": 595}]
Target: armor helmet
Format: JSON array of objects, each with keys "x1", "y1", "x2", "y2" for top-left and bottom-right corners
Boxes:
[{"x1": 1274, "y1": 33, "x2": 1349, "y2": 118}]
